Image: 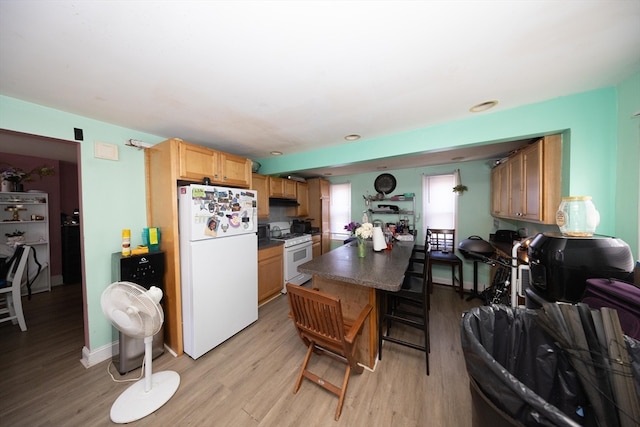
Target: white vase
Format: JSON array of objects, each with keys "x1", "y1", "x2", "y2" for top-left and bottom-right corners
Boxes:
[{"x1": 1, "y1": 180, "x2": 11, "y2": 192}]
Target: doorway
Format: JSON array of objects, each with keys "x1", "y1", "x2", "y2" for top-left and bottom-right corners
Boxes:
[{"x1": 0, "y1": 128, "x2": 84, "y2": 339}]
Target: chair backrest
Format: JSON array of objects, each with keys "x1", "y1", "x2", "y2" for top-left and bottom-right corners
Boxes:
[
  {"x1": 287, "y1": 284, "x2": 347, "y2": 356},
  {"x1": 5, "y1": 245, "x2": 31, "y2": 290},
  {"x1": 427, "y1": 228, "x2": 456, "y2": 252}
]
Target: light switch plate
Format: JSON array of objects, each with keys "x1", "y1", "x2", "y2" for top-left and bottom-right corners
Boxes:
[{"x1": 94, "y1": 142, "x2": 118, "y2": 160}]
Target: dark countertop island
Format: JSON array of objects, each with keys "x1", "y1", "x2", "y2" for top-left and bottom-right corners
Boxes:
[
  {"x1": 297, "y1": 239, "x2": 415, "y2": 369},
  {"x1": 298, "y1": 240, "x2": 414, "y2": 291}
]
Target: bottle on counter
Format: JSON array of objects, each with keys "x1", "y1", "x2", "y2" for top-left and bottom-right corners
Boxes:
[{"x1": 121, "y1": 229, "x2": 131, "y2": 257}]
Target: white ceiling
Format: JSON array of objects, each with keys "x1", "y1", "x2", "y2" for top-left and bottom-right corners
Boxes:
[{"x1": 1, "y1": 1, "x2": 639, "y2": 176}]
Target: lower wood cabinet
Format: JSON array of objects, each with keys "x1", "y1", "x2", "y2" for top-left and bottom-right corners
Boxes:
[
  {"x1": 258, "y1": 245, "x2": 283, "y2": 305},
  {"x1": 311, "y1": 234, "x2": 321, "y2": 258}
]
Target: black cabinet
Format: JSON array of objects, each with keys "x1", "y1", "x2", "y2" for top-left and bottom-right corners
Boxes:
[{"x1": 61, "y1": 225, "x2": 82, "y2": 284}]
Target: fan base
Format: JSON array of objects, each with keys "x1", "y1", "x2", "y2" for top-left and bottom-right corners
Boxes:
[{"x1": 110, "y1": 370, "x2": 180, "y2": 424}]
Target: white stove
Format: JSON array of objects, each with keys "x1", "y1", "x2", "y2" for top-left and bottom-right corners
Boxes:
[
  {"x1": 272, "y1": 232, "x2": 312, "y2": 248},
  {"x1": 268, "y1": 222, "x2": 313, "y2": 291}
]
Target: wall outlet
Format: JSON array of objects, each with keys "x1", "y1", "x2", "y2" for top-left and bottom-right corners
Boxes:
[{"x1": 493, "y1": 218, "x2": 500, "y2": 228}]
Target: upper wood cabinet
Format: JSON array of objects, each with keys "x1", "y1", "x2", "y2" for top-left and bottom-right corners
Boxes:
[
  {"x1": 177, "y1": 140, "x2": 251, "y2": 187},
  {"x1": 178, "y1": 141, "x2": 218, "y2": 181},
  {"x1": 490, "y1": 134, "x2": 562, "y2": 224},
  {"x1": 268, "y1": 176, "x2": 297, "y2": 199},
  {"x1": 287, "y1": 182, "x2": 309, "y2": 217},
  {"x1": 490, "y1": 161, "x2": 510, "y2": 218},
  {"x1": 220, "y1": 152, "x2": 252, "y2": 187},
  {"x1": 252, "y1": 173, "x2": 270, "y2": 219}
]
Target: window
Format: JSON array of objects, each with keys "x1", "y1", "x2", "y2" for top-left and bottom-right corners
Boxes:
[
  {"x1": 330, "y1": 182, "x2": 351, "y2": 240},
  {"x1": 421, "y1": 173, "x2": 457, "y2": 237}
]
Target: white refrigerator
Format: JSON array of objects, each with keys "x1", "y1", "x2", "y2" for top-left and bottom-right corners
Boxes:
[{"x1": 178, "y1": 184, "x2": 258, "y2": 359}]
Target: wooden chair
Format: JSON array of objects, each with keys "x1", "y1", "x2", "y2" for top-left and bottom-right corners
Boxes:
[
  {"x1": 426, "y1": 228, "x2": 464, "y2": 298},
  {"x1": 378, "y1": 249, "x2": 430, "y2": 374},
  {"x1": 286, "y1": 283, "x2": 372, "y2": 421},
  {"x1": 0, "y1": 245, "x2": 32, "y2": 331}
]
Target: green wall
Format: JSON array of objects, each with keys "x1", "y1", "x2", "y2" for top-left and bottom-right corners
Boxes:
[
  {"x1": 615, "y1": 72, "x2": 640, "y2": 258},
  {"x1": 259, "y1": 83, "x2": 639, "y2": 257},
  {"x1": 0, "y1": 95, "x2": 166, "y2": 353},
  {"x1": 1, "y1": 72, "x2": 638, "y2": 356}
]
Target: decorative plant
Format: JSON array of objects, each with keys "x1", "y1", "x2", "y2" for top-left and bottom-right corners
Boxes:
[
  {"x1": 0, "y1": 163, "x2": 56, "y2": 183},
  {"x1": 5, "y1": 229, "x2": 25, "y2": 237},
  {"x1": 344, "y1": 221, "x2": 361, "y2": 235},
  {"x1": 354, "y1": 222, "x2": 374, "y2": 241},
  {"x1": 452, "y1": 184, "x2": 468, "y2": 194}
]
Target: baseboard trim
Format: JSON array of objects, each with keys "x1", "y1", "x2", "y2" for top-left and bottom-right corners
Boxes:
[{"x1": 79, "y1": 341, "x2": 118, "y2": 368}]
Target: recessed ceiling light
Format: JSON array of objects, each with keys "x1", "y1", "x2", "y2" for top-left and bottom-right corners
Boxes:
[
  {"x1": 470, "y1": 100, "x2": 498, "y2": 113},
  {"x1": 344, "y1": 134, "x2": 361, "y2": 141},
  {"x1": 270, "y1": 151, "x2": 283, "y2": 156}
]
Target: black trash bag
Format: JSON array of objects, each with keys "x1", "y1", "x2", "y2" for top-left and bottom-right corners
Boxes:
[
  {"x1": 461, "y1": 305, "x2": 589, "y2": 426},
  {"x1": 626, "y1": 335, "x2": 640, "y2": 399}
]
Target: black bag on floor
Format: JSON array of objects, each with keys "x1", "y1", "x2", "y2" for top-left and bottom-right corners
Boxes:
[{"x1": 461, "y1": 305, "x2": 587, "y2": 427}]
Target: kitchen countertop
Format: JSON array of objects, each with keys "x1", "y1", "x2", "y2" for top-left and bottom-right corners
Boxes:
[{"x1": 298, "y1": 239, "x2": 414, "y2": 292}]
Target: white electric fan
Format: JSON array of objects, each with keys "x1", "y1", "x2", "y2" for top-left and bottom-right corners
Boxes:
[{"x1": 101, "y1": 282, "x2": 180, "y2": 424}]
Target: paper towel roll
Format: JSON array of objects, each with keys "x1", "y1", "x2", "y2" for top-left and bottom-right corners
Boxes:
[{"x1": 372, "y1": 226, "x2": 386, "y2": 251}]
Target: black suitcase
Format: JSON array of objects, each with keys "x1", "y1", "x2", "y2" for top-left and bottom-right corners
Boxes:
[{"x1": 581, "y1": 278, "x2": 640, "y2": 340}]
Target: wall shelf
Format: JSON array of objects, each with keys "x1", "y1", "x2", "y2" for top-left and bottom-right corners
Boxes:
[{"x1": 0, "y1": 191, "x2": 51, "y2": 295}]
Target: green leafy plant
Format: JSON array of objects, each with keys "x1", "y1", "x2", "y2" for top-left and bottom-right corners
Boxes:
[
  {"x1": 452, "y1": 184, "x2": 468, "y2": 194},
  {"x1": 1, "y1": 163, "x2": 55, "y2": 182}
]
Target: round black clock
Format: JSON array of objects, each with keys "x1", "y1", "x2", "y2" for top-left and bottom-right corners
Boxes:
[{"x1": 374, "y1": 173, "x2": 397, "y2": 194}]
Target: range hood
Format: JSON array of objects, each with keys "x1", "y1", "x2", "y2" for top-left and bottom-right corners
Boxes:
[{"x1": 269, "y1": 197, "x2": 299, "y2": 207}]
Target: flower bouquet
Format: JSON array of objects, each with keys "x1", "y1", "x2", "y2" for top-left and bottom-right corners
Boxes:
[
  {"x1": 344, "y1": 221, "x2": 361, "y2": 235},
  {"x1": 354, "y1": 222, "x2": 373, "y2": 257}
]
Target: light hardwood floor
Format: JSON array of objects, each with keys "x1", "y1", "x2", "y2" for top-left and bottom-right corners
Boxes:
[{"x1": 0, "y1": 283, "x2": 482, "y2": 426}]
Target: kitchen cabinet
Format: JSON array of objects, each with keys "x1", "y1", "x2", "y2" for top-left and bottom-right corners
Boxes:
[
  {"x1": 287, "y1": 181, "x2": 309, "y2": 217},
  {"x1": 268, "y1": 176, "x2": 297, "y2": 199},
  {"x1": 490, "y1": 162, "x2": 510, "y2": 218},
  {"x1": 177, "y1": 139, "x2": 251, "y2": 187},
  {"x1": 178, "y1": 141, "x2": 218, "y2": 181},
  {"x1": 252, "y1": 173, "x2": 269, "y2": 219},
  {"x1": 258, "y1": 244, "x2": 283, "y2": 305},
  {"x1": 219, "y1": 152, "x2": 252, "y2": 188},
  {"x1": 0, "y1": 192, "x2": 50, "y2": 295},
  {"x1": 145, "y1": 137, "x2": 253, "y2": 355},
  {"x1": 308, "y1": 178, "x2": 331, "y2": 254},
  {"x1": 490, "y1": 134, "x2": 562, "y2": 224},
  {"x1": 311, "y1": 234, "x2": 321, "y2": 258}
]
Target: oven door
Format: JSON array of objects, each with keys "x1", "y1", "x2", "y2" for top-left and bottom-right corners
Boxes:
[{"x1": 283, "y1": 241, "x2": 313, "y2": 291}]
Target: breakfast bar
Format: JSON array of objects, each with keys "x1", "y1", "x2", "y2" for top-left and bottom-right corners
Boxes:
[{"x1": 298, "y1": 240, "x2": 414, "y2": 369}]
